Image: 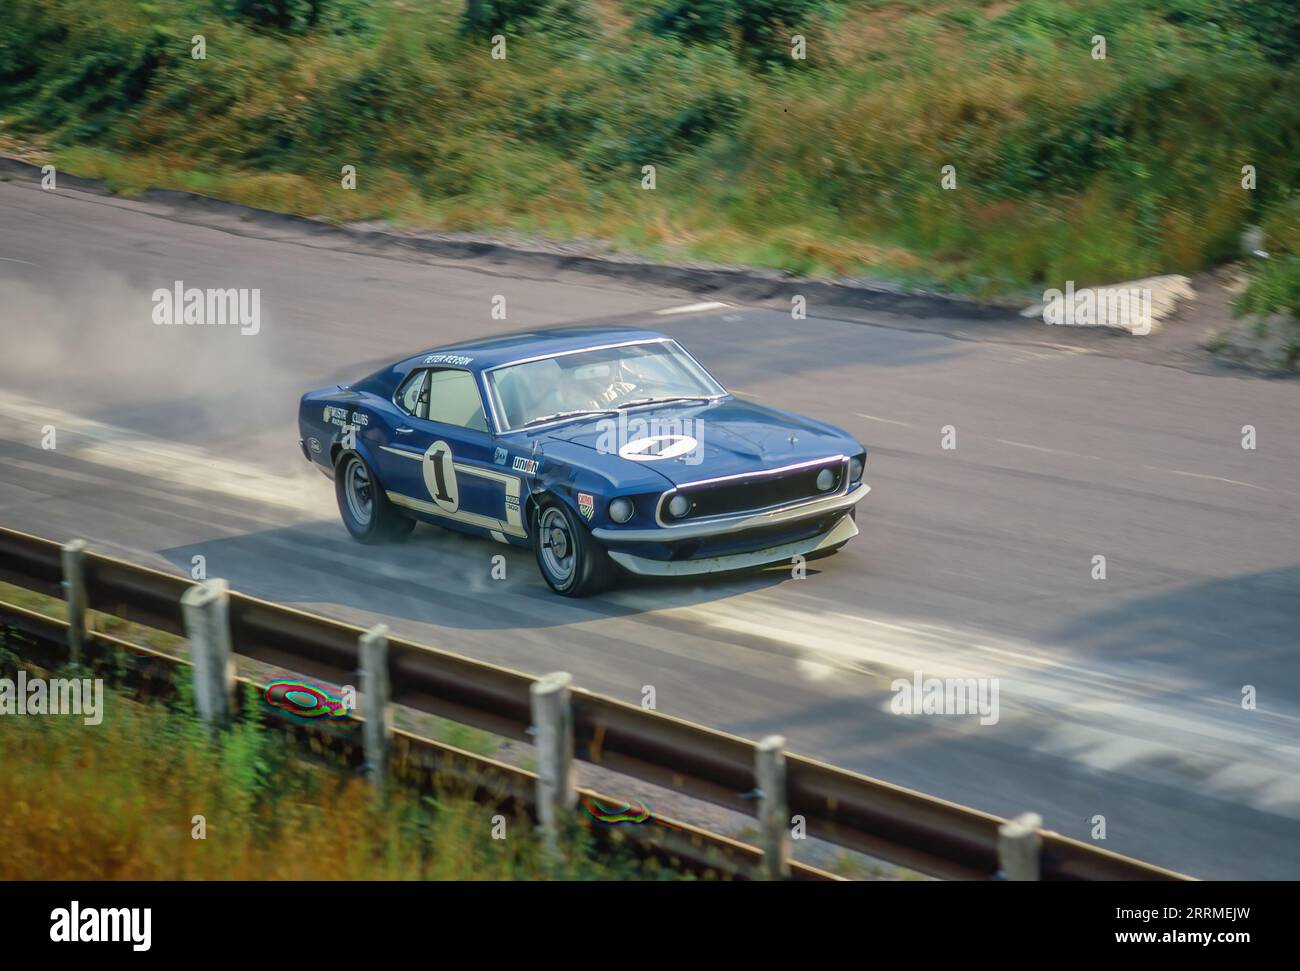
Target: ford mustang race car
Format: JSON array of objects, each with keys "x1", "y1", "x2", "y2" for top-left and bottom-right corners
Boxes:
[{"x1": 298, "y1": 326, "x2": 870, "y2": 596}]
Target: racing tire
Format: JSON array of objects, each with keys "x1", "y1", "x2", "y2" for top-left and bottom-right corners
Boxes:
[
  {"x1": 533, "y1": 498, "x2": 616, "y2": 597},
  {"x1": 335, "y1": 451, "x2": 415, "y2": 544}
]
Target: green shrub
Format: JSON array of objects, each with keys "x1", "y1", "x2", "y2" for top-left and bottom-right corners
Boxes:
[
  {"x1": 221, "y1": 0, "x2": 371, "y2": 36},
  {"x1": 642, "y1": 0, "x2": 827, "y2": 68},
  {"x1": 224, "y1": 0, "x2": 321, "y2": 32},
  {"x1": 1236, "y1": 256, "x2": 1300, "y2": 318},
  {"x1": 459, "y1": 0, "x2": 598, "y2": 37}
]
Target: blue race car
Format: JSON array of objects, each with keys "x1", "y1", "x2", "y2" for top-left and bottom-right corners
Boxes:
[{"x1": 298, "y1": 326, "x2": 870, "y2": 596}]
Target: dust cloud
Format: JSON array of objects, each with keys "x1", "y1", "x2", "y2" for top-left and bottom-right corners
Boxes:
[{"x1": 1, "y1": 265, "x2": 315, "y2": 476}]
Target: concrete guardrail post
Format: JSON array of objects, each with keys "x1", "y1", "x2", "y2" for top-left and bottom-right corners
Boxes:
[
  {"x1": 60, "y1": 540, "x2": 87, "y2": 666},
  {"x1": 530, "y1": 671, "x2": 575, "y2": 860},
  {"x1": 756, "y1": 734, "x2": 791, "y2": 880},
  {"x1": 359, "y1": 624, "x2": 392, "y2": 793},
  {"x1": 998, "y1": 811, "x2": 1043, "y2": 880},
  {"x1": 180, "y1": 579, "x2": 236, "y2": 727}
]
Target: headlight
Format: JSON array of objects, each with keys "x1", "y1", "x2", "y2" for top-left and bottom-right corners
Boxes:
[
  {"x1": 816, "y1": 468, "x2": 836, "y2": 492},
  {"x1": 849, "y1": 454, "x2": 865, "y2": 483},
  {"x1": 608, "y1": 497, "x2": 634, "y2": 523},
  {"x1": 667, "y1": 494, "x2": 691, "y2": 518}
]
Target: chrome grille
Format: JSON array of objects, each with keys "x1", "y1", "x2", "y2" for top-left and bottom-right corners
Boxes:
[{"x1": 659, "y1": 458, "x2": 845, "y2": 523}]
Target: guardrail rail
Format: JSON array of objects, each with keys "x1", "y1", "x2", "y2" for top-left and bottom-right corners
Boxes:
[{"x1": 0, "y1": 525, "x2": 1191, "y2": 881}]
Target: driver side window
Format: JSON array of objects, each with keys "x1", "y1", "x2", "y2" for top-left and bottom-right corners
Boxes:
[{"x1": 425, "y1": 368, "x2": 489, "y2": 432}]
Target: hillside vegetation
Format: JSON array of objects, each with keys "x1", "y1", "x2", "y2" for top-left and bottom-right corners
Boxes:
[{"x1": 1, "y1": 0, "x2": 1297, "y2": 295}]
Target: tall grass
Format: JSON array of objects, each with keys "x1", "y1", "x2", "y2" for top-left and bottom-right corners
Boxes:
[
  {"x1": 0, "y1": 669, "x2": 689, "y2": 880},
  {"x1": 1, "y1": 0, "x2": 1296, "y2": 295}
]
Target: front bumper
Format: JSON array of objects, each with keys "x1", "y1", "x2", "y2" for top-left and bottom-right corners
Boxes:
[
  {"x1": 606, "y1": 512, "x2": 859, "y2": 577},
  {"x1": 592, "y1": 481, "x2": 870, "y2": 544}
]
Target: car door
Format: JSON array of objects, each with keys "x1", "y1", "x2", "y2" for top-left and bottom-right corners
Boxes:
[
  {"x1": 381, "y1": 367, "x2": 526, "y2": 541},
  {"x1": 372, "y1": 367, "x2": 432, "y2": 505}
]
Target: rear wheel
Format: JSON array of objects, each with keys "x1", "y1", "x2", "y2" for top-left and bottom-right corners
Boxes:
[
  {"x1": 533, "y1": 499, "x2": 615, "y2": 596},
  {"x1": 335, "y1": 452, "x2": 414, "y2": 544}
]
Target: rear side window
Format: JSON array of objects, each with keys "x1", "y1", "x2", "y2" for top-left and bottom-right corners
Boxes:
[{"x1": 395, "y1": 369, "x2": 428, "y2": 416}]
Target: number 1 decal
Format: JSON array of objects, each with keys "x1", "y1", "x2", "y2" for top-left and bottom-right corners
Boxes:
[{"x1": 423, "y1": 440, "x2": 459, "y2": 513}]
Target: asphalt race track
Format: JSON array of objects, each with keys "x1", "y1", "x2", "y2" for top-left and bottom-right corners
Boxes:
[{"x1": 2, "y1": 174, "x2": 1299, "y2": 878}]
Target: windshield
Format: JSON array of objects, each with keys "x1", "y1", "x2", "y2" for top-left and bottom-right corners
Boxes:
[{"x1": 489, "y1": 340, "x2": 726, "y2": 431}]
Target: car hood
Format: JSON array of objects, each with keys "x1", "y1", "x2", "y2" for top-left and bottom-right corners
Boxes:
[{"x1": 534, "y1": 397, "x2": 858, "y2": 487}]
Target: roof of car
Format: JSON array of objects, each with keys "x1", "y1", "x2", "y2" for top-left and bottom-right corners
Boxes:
[{"x1": 399, "y1": 326, "x2": 675, "y2": 374}]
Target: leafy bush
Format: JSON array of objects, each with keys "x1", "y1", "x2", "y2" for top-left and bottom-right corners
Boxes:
[
  {"x1": 224, "y1": 0, "x2": 323, "y2": 32},
  {"x1": 642, "y1": 0, "x2": 733, "y2": 44},
  {"x1": 1236, "y1": 256, "x2": 1300, "y2": 318},
  {"x1": 1234, "y1": 0, "x2": 1300, "y2": 66},
  {"x1": 223, "y1": 0, "x2": 373, "y2": 37},
  {"x1": 459, "y1": 0, "x2": 598, "y2": 37},
  {"x1": 643, "y1": 0, "x2": 827, "y2": 67}
]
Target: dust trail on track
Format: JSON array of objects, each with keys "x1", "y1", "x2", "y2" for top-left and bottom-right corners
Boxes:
[
  {"x1": 0, "y1": 390, "x2": 331, "y2": 516},
  {"x1": 642, "y1": 593, "x2": 1300, "y2": 820}
]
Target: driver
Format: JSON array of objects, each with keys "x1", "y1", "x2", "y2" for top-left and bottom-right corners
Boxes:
[{"x1": 571, "y1": 361, "x2": 637, "y2": 413}]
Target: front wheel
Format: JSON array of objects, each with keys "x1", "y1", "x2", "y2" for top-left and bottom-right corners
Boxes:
[
  {"x1": 533, "y1": 499, "x2": 615, "y2": 596},
  {"x1": 334, "y1": 451, "x2": 414, "y2": 544}
]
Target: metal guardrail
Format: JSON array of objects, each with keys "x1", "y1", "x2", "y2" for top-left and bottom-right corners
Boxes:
[
  {"x1": 0, "y1": 525, "x2": 1190, "y2": 881},
  {"x1": 0, "y1": 597, "x2": 838, "y2": 881}
]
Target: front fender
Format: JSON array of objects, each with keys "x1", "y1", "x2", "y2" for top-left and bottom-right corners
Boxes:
[
  {"x1": 512, "y1": 436, "x2": 675, "y2": 536},
  {"x1": 531, "y1": 461, "x2": 612, "y2": 531}
]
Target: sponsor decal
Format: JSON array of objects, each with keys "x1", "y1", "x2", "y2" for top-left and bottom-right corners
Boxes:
[
  {"x1": 505, "y1": 495, "x2": 520, "y2": 515},
  {"x1": 493, "y1": 446, "x2": 508, "y2": 465},
  {"x1": 512, "y1": 455, "x2": 539, "y2": 475},
  {"x1": 577, "y1": 492, "x2": 595, "y2": 520},
  {"x1": 323, "y1": 406, "x2": 368, "y2": 427},
  {"x1": 308, "y1": 437, "x2": 321, "y2": 453}
]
